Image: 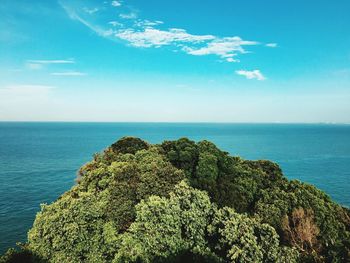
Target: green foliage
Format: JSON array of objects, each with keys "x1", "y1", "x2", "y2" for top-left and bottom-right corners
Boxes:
[
  {"x1": 110, "y1": 136, "x2": 149, "y2": 154},
  {"x1": 2, "y1": 137, "x2": 349, "y2": 263},
  {"x1": 160, "y1": 138, "x2": 285, "y2": 213},
  {"x1": 254, "y1": 180, "x2": 350, "y2": 261},
  {"x1": 0, "y1": 244, "x2": 45, "y2": 263},
  {"x1": 160, "y1": 138, "x2": 350, "y2": 261},
  {"x1": 28, "y1": 146, "x2": 184, "y2": 263},
  {"x1": 160, "y1": 138, "x2": 198, "y2": 176},
  {"x1": 114, "y1": 181, "x2": 214, "y2": 262},
  {"x1": 115, "y1": 181, "x2": 295, "y2": 263},
  {"x1": 208, "y1": 206, "x2": 298, "y2": 263}
]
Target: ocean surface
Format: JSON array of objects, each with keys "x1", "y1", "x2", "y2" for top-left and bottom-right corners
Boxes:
[{"x1": 0, "y1": 122, "x2": 350, "y2": 253}]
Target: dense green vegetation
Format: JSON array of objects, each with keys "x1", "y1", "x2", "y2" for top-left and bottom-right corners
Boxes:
[{"x1": 1, "y1": 137, "x2": 349, "y2": 263}]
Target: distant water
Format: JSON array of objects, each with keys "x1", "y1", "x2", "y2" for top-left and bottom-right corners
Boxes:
[{"x1": 0, "y1": 122, "x2": 350, "y2": 253}]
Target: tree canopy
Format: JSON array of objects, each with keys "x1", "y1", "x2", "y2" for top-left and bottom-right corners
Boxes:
[{"x1": 2, "y1": 137, "x2": 349, "y2": 263}]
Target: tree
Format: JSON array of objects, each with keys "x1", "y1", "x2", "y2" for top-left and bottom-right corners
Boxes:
[
  {"x1": 208, "y1": 207, "x2": 298, "y2": 263},
  {"x1": 27, "y1": 147, "x2": 184, "y2": 263},
  {"x1": 115, "y1": 181, "x2": 297, "y2": 263},
  {"x1": 111, "y1": 137, "x2": 149, "y2": 154},
  {"x1": 114, "y1": 181, "x2": 214, "y2": 262},
  {"x1": 2, "y1": 137, "x2": 349, "y2": 263},
  {"x1": 0, "y1": 244, "x2": 46, "y2": 263}
]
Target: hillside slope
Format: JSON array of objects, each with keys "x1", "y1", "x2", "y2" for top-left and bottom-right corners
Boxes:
[{"x1": 1, "y1": 137, "x2": 349, "y2": 263}]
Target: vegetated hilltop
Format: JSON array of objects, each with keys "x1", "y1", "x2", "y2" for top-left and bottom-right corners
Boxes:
[{"x1": 1, "y1": 137, "x2": 349, "y2": 263}]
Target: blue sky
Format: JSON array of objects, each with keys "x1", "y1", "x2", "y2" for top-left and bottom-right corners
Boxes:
[{"x1": 1, "y1": 0, "x2": 350, "y2": 122}]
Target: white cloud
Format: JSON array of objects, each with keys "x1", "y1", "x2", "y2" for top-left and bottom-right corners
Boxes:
[
  {"x1": 183, "y1": 37, "x2": 258, "y2": 61},
  {"x1": 108, "y1": 21, "x2": 122, "y2": 27},
  {"x1": 116, "y1": 28, "x2": 215, "y2": 47},
  {"x1": 26, "y1": 59, "x2": 75, "y2": 64},
  {"x1": 111, "y1": 1, "x2": 122, "y2": 7},
  {"x1": 60, "y1": 3, "x2": 114, "y2": 37},
  {"x1": 60, "y1": 1, "x2": 275, "y2": 68},
  {"x1": 25, "y1": 59, "x2": 75, "y2": 70},
  {"x1": 119, "y1": 12, "x2": 137, "y2": 19},
  {"x1": 83, "y1": 7, "x2": 99, "y2": 14},
  {"x1": 51, "y1": 71, "x2": 87, "y2": 76},
  {"x1": 266, "y1": 43, "x2": 277, "y2": 48},
  {"x1": 134, "y1": 19, "x2": 163, "y2": 28},
  {"x1": 226, "y1": 57, "x2": 239, "y2": 63},
  {"x1": 235, "y1": 70, "x2": 266, "y2": 80}
]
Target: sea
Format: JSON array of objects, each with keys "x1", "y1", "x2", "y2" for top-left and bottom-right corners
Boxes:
[{"x1": 0, "y1": 122, "x2": 349, "y2": 253}]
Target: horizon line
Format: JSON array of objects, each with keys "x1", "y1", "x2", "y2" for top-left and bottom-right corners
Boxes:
[{"x1": 0, "y1": 121, "x2": 349, "y2": 125}]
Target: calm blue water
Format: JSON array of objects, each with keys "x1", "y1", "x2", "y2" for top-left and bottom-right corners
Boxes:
[{"x1": 0, "y1": 122, "x2": 350, "y2": 253}]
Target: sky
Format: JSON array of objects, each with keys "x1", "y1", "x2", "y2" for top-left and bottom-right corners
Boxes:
[{"x1": 0, "y1": 0, "x2": 350, "y2": 122}]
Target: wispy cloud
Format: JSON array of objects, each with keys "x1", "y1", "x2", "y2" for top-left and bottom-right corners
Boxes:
[
  {"x1": 235, "y1": 70, "x2": 266, "y2": 80},
  {"x1": 119, "y1": 12, "x2": 137, "y2": 19},
  {"x1": 60, "y1": 0, "x2": 275, "y2": 68},
  {"x1": 183, "y1": 37, "x2": 257, "y2": 62},
  {"x1": 60, "y1": 2, "x2": 115, "y2": 37},
  {"x1": 115, "y1": 27, "x2": 257, "y2": 62},
  {"x1": 134, "y1": 19, "x2": 163, "y2": 27},
  {"x1": 25, "y1": 59, "x2": 75, "y2": 71},
  {"x1": 51, "y1": 71, "x2": 87, "y2": 76},
  {"x1": 26, "y1": 59, "x2": 75, "y2": 64},
  {"x1": 266, "y1": 43, "x2": 277, "y2": 48},
  {"x1": 108, "y1": 21, "x2": 122, "y2": 27},
  {"x1": 111, "y1": 1, "x2": 122, "y2": 7},
  {"x1": 83, "y1": 7, "x2": 99, "y2": 14},
  {"x1": 116, "y1": 28, "x2": 215, "y2": 48}
]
